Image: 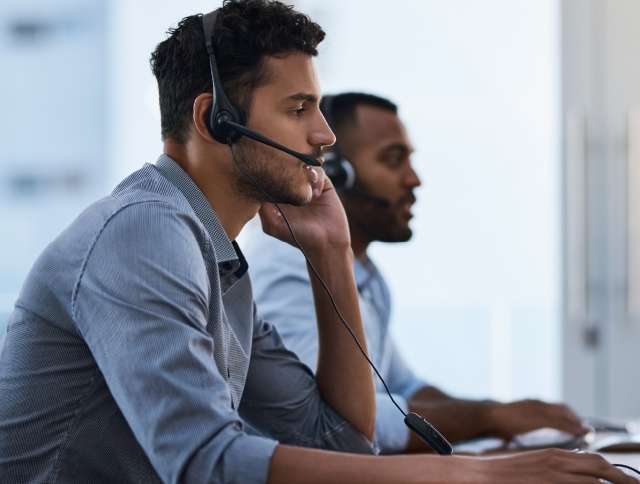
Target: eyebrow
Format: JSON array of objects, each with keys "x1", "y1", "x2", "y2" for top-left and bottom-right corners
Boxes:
[
  {"x1": 286, "y1": 93, "x2": 318, "y2": 104},
  {"x1": 380, "y1": 142, "x2": 415, "y2": 155}
]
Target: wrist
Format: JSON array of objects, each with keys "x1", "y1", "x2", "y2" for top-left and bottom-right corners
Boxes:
[
  {"x1": 479, "y1": 400, "x2": 502, "y2": 435},
  {"x1": 466, "y1": 457, "x2": 495, "y2": 484},
  {"x1": 305, "y1": 243, "x2": 354, "y2": 268},
  {"x1": 443, "y1": 456, "x2": 492, "y2": 484}
]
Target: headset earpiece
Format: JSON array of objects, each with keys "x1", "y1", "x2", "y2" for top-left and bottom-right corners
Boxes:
[
  {"x1": 202, "y1": 11, "x2": 244, "y2": 144},
  {"x1": 320, "y1": 95, "x2": 357, "y2": 190},
  {"x1": 323, "y1": 150, "x2": 356, "y2": 191}
]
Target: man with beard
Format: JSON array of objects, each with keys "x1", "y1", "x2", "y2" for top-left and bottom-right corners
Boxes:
[
  {"x1": 1, "y1": 2, "x2": 634, "y2": 482},
  {"x1": 246, "y1": 92, "x2": 590, "y2": 454}
]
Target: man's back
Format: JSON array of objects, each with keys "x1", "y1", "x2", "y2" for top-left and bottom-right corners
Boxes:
[
  {"x1": 0, "y1": 162, "x2": 186, "y2": 481},
  {"x1": 0, "y1": 160, "x2": 239, "y2": 482}
]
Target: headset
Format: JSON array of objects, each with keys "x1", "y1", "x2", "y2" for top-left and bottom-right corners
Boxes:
[{"x1": 201, "y1": 9, "x2": 452, "y2": 456}]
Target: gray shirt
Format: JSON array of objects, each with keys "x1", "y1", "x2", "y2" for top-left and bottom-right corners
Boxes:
[
  {"x1": 245, "y1": 229, "x2": 427, "y2": 453},
  {"x1": 0, "y1": 155, "x2": 374, "y2": 484}
]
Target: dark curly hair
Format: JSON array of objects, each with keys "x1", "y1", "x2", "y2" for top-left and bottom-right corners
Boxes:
[{"x1": 150, "y1": 0, "x2": 325, "y2": 143}]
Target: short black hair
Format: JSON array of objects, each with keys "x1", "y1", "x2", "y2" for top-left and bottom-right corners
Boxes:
[
  {"x1": 321, "y1": 92, "x2": 398, "y2": 142},
  {"x1": 150, "y1": 0, "x2": 325, "y2": 143}
]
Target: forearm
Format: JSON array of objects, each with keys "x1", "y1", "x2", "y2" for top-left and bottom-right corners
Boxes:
[
  {"x1": 407, "y1": 388, "x2": 589, "y2": 452},
  {"x1": 406, "y1": 387, "x2": 494, "y2": 452},
  {"x1": 307, "y1": 247, "x2": 375, "y2": 439},
  {"x1": 267, "y1": 444, "x2": 481, "y2": 484}
]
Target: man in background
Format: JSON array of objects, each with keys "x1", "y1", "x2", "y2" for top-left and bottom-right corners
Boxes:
[{"x1": 246, "y1": 92, "x2": 589, "y2": 454}]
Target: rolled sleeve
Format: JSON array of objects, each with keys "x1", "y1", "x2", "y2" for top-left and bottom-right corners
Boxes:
[
  {"x1": 72, "y1": 202, "x2": 277, "y2": 483},
  {"x1": 188, "y1": 430, "x2": 278, "y2": 484},
  {"x1": 239, "y1": 315, "x2": 376, "y2": 455}
]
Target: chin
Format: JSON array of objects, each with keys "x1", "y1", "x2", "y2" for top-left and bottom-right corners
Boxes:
[
  {"x1": 291, "y1": 188, "x2": 313, "y2": 206},
  {"x1": 398, "y1": 222, "x2": 413, "y2": 241},
  {"x1": 287, "y1": 179, "x2": 314, "y2": 205},
  {"x1": 378, "y1": 225, "x2": 413, "y2": 243},
  {"x1": 299, "y1": 185, "x2": 314, "y2": 204},
  {"x1": 275, "y1": 185, "x2": 312, "y2": 206}
]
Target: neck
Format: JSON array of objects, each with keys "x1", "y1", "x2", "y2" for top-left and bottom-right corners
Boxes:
[
  {"x1": 164, "y1": 141, "x2": 259, "y2": 241},
  {"x1": 349, "y1": 222, "x2": 371, "y2": 262}
]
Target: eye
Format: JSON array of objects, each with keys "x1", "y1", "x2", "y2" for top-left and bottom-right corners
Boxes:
[
  {"x1": 382, "y1": 149, "x2": 406, "y2": 167},
  {"x1": 290, "y1": 105, "x2": 306, "y2": 117}
]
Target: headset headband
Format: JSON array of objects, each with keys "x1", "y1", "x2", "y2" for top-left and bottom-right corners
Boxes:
[{"x1": 202, "y1": 10, "x2": 244, "y2": 143}]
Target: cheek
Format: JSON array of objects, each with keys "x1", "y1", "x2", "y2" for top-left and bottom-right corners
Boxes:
[
  {"x1": 363, "y1": 173, "x2": 398, "y2": 197},
  {"x1": 252, "y1": 113, "x2": 309, "y2": 150},
  {"x1": 279, "y1": 119, "x2": 314, "y2": 152}
]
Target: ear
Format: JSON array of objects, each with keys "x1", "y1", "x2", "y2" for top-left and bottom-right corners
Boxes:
[{"x1": 192, "y1": 93, "x2": 216, "y2": 144}]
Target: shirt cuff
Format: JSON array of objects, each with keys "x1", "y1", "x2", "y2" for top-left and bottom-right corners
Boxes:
[
  {"x1": 398, "y1": 378, "x2": 429, "y2": 402},
  {"x1": 226, "y1": 434, "x2": 279, "y2": 484},
  {"x1": 374, "y1": 393, "x2": 411, "y2": 454},
  {"x1": 187, "y1": 430, "x2": 279, "y2": 484},
  {"x1": 320, "y1": 418, "x2": 379, "y2": 455}
]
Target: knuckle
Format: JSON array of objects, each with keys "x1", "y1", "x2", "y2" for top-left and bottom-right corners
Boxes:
[
  {"x1": 593, "y1": 455, "x2": 609, "y2": 469},
  {"x1": 546, "y1": 449, "x2": 566, "y2": 465},
  {"x1": 582, "y1": 452, "x2": 608, "y2": 468}
]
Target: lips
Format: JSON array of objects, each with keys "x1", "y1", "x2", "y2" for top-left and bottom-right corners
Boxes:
[
  {"x1": 400, "y1": 203, "x2": 413, "y2": 219},
  {"x1": 397, "y1": 192, "x2": 416, "y2": 208},
  {"x1": 397, "y1": 192, "x2": 416, "y2": 219}
]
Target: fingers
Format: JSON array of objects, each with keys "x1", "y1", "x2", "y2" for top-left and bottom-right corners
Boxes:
[
  {"x1": 557, "y1": 450, "x2": 638, "y2": 484},
  {"x1": 542, "y1": 402, "x2": 590, "y2": 435},
  {"x1": 515, "y1": 399, "x2": 587, "y2": 435},
  {"x1": 306, "y1": 166, "x2": 326, "y2": 199},
  {"x1": 483, "y1": 449, "x2": 638, "y2": 484},
  {"x1": 259, "y1": 203, "x2": 286, "y2": 239}
]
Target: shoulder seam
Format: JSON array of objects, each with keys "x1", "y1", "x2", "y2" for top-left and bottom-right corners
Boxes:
[{"x1": 70, "y1": 200, "x2": 174, "y2": 322}]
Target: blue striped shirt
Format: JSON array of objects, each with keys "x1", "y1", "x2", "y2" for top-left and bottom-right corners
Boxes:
[{"x1": 0, "y1": 154, "x2": 374, "y2": 484}]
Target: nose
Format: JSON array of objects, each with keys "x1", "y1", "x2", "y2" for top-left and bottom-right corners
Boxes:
[
  {"x1": 404, "y1": 162, "x2": 422, "y2": 189},
  {"x1": 309, "y1": 110, "x2": 336, "y2": 152}
]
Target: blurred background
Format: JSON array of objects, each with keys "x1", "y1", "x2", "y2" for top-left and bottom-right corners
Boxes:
[{"x1": 0, "y1": 0, "x2": 638, "y2": 420}]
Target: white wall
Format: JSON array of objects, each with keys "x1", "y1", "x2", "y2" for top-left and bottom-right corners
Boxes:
[{"x1": 0, "y1": 0, "x2": 109, "y2": 329}]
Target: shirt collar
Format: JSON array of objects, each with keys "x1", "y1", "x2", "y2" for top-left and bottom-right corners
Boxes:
[
  {"x1": 155, "y1": 154, "x2": 240, "y2": 271},
  {"x1": 354, "y1": 255, "x2": 379, "y2": 294}
]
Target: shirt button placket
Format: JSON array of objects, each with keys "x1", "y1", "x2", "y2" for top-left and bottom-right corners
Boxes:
[{"x1": 227, "y1": 367, "x2": 235, "y2": 409}]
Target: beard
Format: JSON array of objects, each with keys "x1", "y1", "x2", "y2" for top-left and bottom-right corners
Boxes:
[
  {"x1": 342, "y1": 188, "x2": 415, "y2": 243},
  {"x1": 229, "y1": 138, "x2": 312, "y2": 206}
]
